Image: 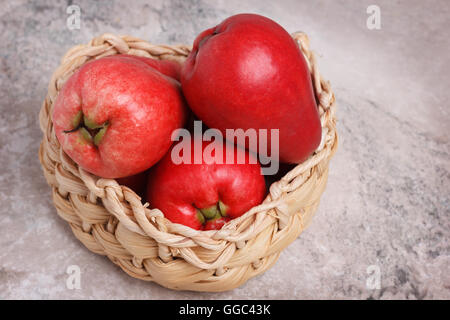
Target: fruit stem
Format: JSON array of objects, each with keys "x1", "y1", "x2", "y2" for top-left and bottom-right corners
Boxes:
[
  {"x1": 63, "y1": 110, "x2": 83, "y2": 133},
  {"x1": 80, "y1": 127, "x2": 93, "y2": 142},
  {"x1": 196, "y1": 210, "x2": 205, "y2": 224},
  {"x1": 200, "y1": 205, "x2": 220, "y2": 220},
  {"x1": 72, "y1": 110, "x2": 83, "y2": 128},
  {"x1": 197, "y1": 200, "x2": 229, "y2": 224},
  {"x1": 218, "y1": 201, "x2": 228, "y2": 217},
  {"x1": 94, "y1": 125, "x2": 108, "y2": 146},
  {"x1": 84, "y1": 116, "x2": 104, "y2": 129}
]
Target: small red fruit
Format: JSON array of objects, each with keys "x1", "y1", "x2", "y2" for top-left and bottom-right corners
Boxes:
[{"x1": 146, "y1": 138, "x2": 266, "y2": 230}]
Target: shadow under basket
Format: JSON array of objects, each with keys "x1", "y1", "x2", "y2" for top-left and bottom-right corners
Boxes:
[{"x1": 38, "y1": 32, "x2": 338, "y2": 292}]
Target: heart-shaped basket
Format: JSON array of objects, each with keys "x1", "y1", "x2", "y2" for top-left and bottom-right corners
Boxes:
[{"x1": 38, "y1": 32, "x2": 337, "y2": 292}]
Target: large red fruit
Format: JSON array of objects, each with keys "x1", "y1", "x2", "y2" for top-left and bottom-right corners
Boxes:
[
  {"x1": 181, "y1": 13, "x2": 322, "y2": 164},
  {"x1": 146, "y1": 138, "x2": 266, "y2": 230},
  {"x1": 52, "y1": 55, "x2": 187, "y2": 178}
]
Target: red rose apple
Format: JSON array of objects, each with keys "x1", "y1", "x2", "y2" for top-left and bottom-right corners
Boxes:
[
  {"x1": 146, "y1": 138, "x2": 266, "y2": 230},
  {"x1": 181, "y1": 13, "x2": 322, "y2": 164},
  {"x1": 52, "y1": 55, "x2": 187, "y2": 178}
]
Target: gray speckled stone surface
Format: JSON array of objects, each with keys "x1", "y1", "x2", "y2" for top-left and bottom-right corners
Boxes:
[{"x1": 0, "y1": 0, "x2": 449, "y2": 299}]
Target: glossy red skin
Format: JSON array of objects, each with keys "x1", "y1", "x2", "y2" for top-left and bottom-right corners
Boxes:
[
  {"x1": 181, "y1": 14, "x2": 322, "y2": 164},
  {"x1": 52, "y1": 55, "x2": 187, "y2": 178},
  {"x1": 146, "y1": 139, "x2": 266, "y2": 230}
]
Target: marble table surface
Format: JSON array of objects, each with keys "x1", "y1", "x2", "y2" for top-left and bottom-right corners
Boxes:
[{"x1": 0, "y1": 0, "x2": 448, "y2": 299}]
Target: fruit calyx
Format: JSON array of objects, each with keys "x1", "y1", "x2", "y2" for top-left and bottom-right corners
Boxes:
[
  {"x1": 63, "y1": 111, "x2": 109, "y2": 146},
  {"x1": 196, "y1": 200, "x2": 228, "y2": 224}
]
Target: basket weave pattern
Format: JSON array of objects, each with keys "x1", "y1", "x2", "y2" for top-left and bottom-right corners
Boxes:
[{"x1": 38, "y1": 32, "x2": 337, "y2": 292}]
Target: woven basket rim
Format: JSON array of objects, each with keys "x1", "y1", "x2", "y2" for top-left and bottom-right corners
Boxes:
[{"x1": 38, "y1": 31, "x2": 338, "y2": 291}]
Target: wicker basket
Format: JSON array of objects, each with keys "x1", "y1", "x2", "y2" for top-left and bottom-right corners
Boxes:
[{"x1": 38, "y1": 32, "x2": 337, "y2": 292}]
